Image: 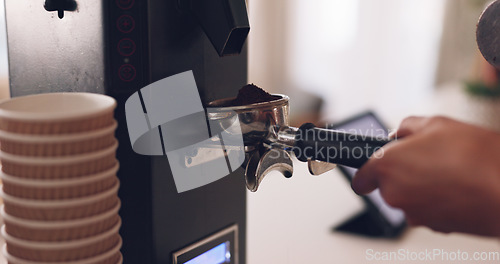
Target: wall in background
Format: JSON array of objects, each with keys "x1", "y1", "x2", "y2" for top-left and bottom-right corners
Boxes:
[
  {"x1": 0, "y1": 0, "x2": 8, "y2": 99},
  {"x1": 435, "y1": 0, "x2": 491, "y2": 86},
  {"x1": 1, "y1": 1, "x2": 483, "y2": 114},
  {"x1": 249, "y1": 0, "x2": 448, "y2": 123}
]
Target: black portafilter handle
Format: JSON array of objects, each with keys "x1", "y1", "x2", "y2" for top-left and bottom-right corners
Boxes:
[{"x1": 293, "y1": 123, "x2": 391, "y2": 169}]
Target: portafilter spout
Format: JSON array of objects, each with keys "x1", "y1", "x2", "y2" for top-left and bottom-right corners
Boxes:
[
  {"x1": 207, "y1": 94, "x2": 391, "y2": 192},
  {"x1": 207, "y1": 94, "x2": 292, "y2": 192}
]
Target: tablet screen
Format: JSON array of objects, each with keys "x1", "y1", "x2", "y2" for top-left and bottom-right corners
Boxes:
[{"x1": 331, "y1": 113, "x2": 405, "y2": 227}]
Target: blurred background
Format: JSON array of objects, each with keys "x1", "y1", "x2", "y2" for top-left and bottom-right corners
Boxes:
[
  {"x1": 0, "y1": 0, "x2": 496, "y2": 127},
  {"x1": 244, "y1": 1, "x2": 500, "y2": 263},
  {"x1": 0, "y1": 1, "x2": 8, "y2": 100},
  {"x1": 248, "y1": 0, "x2": 498, "y2": 129}
]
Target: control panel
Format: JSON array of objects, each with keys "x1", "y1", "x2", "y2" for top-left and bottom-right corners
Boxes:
[
  {"x1": 172, "y1": 224, "x2": 238, "y2": 264},
  {"x1": 109, "y1": 0, "x2": 145, "y2": 91}
]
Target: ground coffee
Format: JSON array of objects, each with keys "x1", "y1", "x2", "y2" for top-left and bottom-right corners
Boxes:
[{"x1": 230, "y1": 84, "x2": 277, "y2": 106}]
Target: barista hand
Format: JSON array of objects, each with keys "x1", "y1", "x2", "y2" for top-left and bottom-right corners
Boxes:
[{"x1": 352, "y1": 116, "x2": 500, "y2": 236}]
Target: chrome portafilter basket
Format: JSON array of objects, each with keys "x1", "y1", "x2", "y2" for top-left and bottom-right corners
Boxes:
[
  {"x1": 208, "y1": 95, "x2": 294, "y2": 192},
  {"x1": 207, "y1": 94, "x2": 390, "y2": 192}
]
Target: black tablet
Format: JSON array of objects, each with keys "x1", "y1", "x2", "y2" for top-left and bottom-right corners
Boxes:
[{"x1": 330, "y1": 111, "x2": 406, "y2": 237}]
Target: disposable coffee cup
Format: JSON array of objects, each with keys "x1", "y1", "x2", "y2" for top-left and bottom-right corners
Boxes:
[
  {"x1": 2, "y1": 201, "x2": 121, "y2": 241},
  {"x1": 2, "y1": 219, "x2": 121, "y2": 262},
  {"x1": 2, "y1": 238, "x2": 122, "y2": 264},
  {"x1": 0, "y1": 141, "x2": 118, "y2": 179},
  {"x1": 0, "y1": 93, "x2": 116, "y2": 135},
  {"x1": 1, "y1": 181, "x2": 120, "y2": 221},
  {"x1": 1, "y1": 162, "x2": 119, "y2": 200},
  {"x1": 0, "y1": 121, "x2": 117, "y2": 157}
]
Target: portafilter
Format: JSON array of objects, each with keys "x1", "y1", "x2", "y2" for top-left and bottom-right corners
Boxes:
[{"x1": 205, "y1": 94, "x2": 391, "y2": 192}]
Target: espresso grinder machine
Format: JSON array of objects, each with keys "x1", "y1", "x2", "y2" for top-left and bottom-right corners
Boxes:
[{"x1": 4, "y1": 0, "x2": 250, "y2": 263}]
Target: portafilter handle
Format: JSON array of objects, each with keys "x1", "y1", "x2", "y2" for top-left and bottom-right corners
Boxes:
[{"x1": 272, "y1": 123, "x2": 392, "y2": 169}]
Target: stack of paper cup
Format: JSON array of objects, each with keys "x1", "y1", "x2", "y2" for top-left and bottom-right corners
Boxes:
[{"x1": 0, "y1": 93, "x2": 122, "y2": 264}]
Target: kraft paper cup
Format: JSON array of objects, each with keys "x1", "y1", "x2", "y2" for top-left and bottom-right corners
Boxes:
[
  {"x1": 1, "y1": 181, "x2": 119, "y2": 221},
  {"x1": 1, "y1": 163, "x2": 119, "y2": 200},
  {"x1": 116, "y1": 253, "x2": 123, "y2": 264},
  {"x1": 2, "y1": 238, "x2": 122, "y2": 264},
  {"x1": 2, "y1": 200, "x2": 120, "y2": 241},
  {"x1": 0, "y1": 121, "x2": 117, "y2": 157},
  {"x1": 0, "y1": 93, "x2": 116, "y2": 135},
  {"x1": 2, "y1": 219, "x2": 121, "y2": 262},
  {"x1": 0, "y1": 141, "x2": 118, "y2": 179}
]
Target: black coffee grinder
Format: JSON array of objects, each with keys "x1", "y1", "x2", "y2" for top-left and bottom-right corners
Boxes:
[{"x1": 4, "y1": 0, "x2": 249, "y2": 263}]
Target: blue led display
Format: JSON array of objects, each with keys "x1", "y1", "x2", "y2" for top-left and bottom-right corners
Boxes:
[{"x1": 185, "y1": 242, "x2": 230, "y2": 264}]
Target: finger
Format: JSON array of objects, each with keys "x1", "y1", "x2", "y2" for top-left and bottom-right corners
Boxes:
[
  {"x1": 388, "y1": 130, "x2": 397, "y2": 140},
  {"x1": 351, "y1": 139, "x2": 398, "y2": 195},
  {"x1": 351, "y1": 155, "x2": 381, "y2": 195},
  {"x1": 395, "y1": 116, "x2": 429, "y2": 138},
  {"x1": 405, "y1": 214, "x2": 423, "y2": 227}
]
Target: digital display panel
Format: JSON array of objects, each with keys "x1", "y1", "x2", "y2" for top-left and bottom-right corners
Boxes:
[
  {"x1": 173, "y1": 225, "x2": 237, "y2": 264},
  {"x1": 185, "y1": 242, "x2": 231, "y2": 264}
]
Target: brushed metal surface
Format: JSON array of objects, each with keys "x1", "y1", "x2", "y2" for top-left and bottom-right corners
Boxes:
[
  {"x1": 5, "y1": 0, "x2": 106, "y2": 96},
  {"x1": 477, "y1": 0, "x2": 500, "y2": 69}
]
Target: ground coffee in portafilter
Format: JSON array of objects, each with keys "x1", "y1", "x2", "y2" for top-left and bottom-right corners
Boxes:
[{"x1": 231, "y1": 84, "x2": 278, "y2": 106}]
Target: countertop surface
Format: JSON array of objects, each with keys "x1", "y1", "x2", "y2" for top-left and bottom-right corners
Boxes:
[{"x1": 247, "y1": 159, "x2": 500, "y2": 264}]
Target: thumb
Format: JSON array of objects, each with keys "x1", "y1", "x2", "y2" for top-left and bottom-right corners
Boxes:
[
  {"x1": 395, "y1": 116, "x2": 430, "y2": 138},
  {"x1": 351, "y1": 160, "x2": 379, "y2": 195}
]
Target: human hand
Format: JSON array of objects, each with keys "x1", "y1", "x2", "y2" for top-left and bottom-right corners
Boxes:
[{"x1": 352, "y1": 116, "x2": 500, "y2": 236}]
